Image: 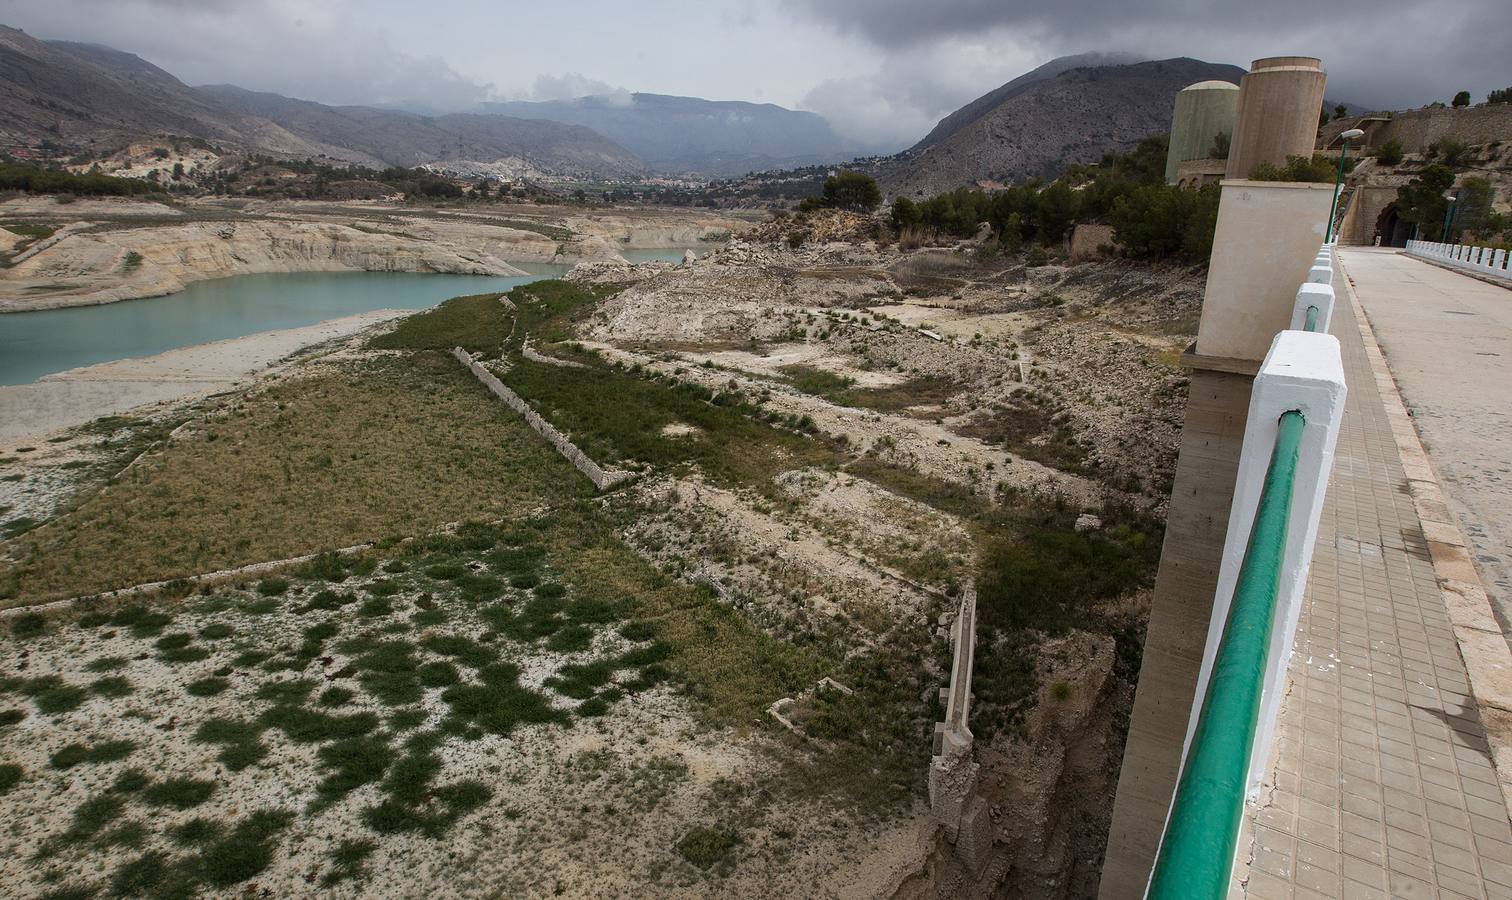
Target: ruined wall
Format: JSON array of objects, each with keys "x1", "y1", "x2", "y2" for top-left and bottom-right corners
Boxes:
[{"x1": 450, "y1": 347, "x2": 626, "y2": 491}]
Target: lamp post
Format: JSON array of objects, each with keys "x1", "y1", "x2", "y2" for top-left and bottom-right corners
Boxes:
[
  {"x1": 1441, "y1": 191, "x2": 1459, "y2": 243},
  {"x1": 1324, "y1": 128, "x2": 1365, "y2": 243}
]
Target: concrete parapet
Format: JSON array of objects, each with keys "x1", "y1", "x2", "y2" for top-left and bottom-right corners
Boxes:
[
  {"x1": 1182, "y1": 329, "x2": 1346, "y2": 797},
  {"x1": 450, "y1": 347, "x2": 630, "y2": 491},
  {"x1": 1196, "y1": 181, "x2": 1336, "y2": 362},
  {"x1": 1406, "y1": 239, "x2": 1512, "y2": 285}
]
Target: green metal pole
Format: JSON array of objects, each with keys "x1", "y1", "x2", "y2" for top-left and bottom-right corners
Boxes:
[
  {"x1": 1325, "y1": 142, "x2": 1350, "y2": 243},
  {"x1": 1304, "y1": 305, "x2": 1320, "y2": 332},
  {"x1": 1147, "y1": 411, "x2": 1306, "y2": 900},
  {"x1": 1443, "y1": 196, "x2": 1459, "y2": 244}
]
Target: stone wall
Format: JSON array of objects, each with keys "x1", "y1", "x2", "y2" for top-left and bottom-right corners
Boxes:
[
  {"x1": 1320, "y1": 104, "x2": 1512, "y2": 155},
  {"x1": 451, "y1": 347, "x2": 627, "y2": 491}
]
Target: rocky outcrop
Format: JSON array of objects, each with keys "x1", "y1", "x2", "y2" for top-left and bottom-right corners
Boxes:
[{"x1": 0, "y1": 220, "x2": 530, "y2": 311}]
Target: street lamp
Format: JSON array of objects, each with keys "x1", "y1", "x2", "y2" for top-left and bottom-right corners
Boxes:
[
  {"x1": 1441, "y1": 191, "x2": 1459, "y2": 243},
  {"x1": 1324, "y1": 128, "x2": 1366, "y2": 243}
]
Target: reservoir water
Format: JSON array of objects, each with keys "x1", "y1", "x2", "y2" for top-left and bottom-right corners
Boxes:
[{"x1": 0, "y1": 250, "x2": 697, "y2": 386}]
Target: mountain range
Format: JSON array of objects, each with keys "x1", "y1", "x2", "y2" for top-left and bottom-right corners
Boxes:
[
  {"x1": 0, "y1": 23, "x2": 1365, "y2": 192},
  {"x1": 480, "y1": 94, "x2": 867, "y2": 177}
]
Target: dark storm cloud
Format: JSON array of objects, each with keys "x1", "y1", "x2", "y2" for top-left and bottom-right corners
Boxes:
[{"x1": 784, "y1": 0, "x2": 1512, "y2": 111}]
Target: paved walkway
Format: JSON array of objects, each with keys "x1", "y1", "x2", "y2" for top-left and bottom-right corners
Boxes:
[
  {"x1": 1335, "y1": 248, "x2": 1512, "y2": 651},
  {"x1": 1231, "y1": 257, "x2": 1512, "y2": 899}
]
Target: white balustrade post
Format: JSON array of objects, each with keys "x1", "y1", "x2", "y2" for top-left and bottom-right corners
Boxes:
[{"x1": 1291, "y1": 283, "x2": 1335, "y2": 332}]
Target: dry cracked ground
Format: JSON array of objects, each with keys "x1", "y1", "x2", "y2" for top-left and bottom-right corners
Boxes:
[{"x1": 0, "y1": 211, "x2": 1203, "y2": 898}]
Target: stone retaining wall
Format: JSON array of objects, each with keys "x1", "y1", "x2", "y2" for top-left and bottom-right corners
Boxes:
[{"x1": 451, "y1": 347, "x2": 626, "y2": 491}]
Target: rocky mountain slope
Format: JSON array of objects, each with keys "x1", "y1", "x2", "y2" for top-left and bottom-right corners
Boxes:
[
  {"x1": 913, "y1": 52, "x2": 1147, "y2": 151},
  {"x1": 480, "y1": 93, "x2": 863, "y2": 176},
  {"x1": 879, "y1": 57, "x2": 1247, "y2": 197},
  {"x1": 0, "y1": 25, "x2": 644, "y2": 179}
]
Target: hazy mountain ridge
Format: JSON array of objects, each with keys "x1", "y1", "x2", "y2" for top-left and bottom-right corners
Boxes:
[
  {"x1": 0, "y1": 25, "x2": 645, "y2": 179},
  {"x1": 480, "y1": 93, "x2": 868, "y2": 176},
  {"x1": 198, "y1": 85, "x2": 645, "y2": 178}
]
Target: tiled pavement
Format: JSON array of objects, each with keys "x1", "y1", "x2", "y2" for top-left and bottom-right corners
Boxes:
[{"x1": 1229, "y1": 272, "x2": 1512, "y2": 899}]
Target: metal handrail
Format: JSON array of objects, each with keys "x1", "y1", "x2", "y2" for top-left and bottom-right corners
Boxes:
[
  {"x1": 1303, "y1": 306, "x2": 1320, "y2": 332},
  {"x1": 1147, "y1": 410, "x2": 1306, "y2": 899}
]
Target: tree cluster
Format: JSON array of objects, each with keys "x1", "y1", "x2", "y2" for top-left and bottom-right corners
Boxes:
[
  {"x1": 0, "y1": 163, "x2": 157, "y2": 197},
  {"x1": 887, "y1": 135, "x2": 1221, "y2": 263}
]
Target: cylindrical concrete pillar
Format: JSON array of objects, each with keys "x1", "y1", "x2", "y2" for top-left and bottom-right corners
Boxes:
[
  {"x1": 1165, "y1": 81, "x2": 1241, "y2": 184},
  {"x1": 1225, "y1": 57, "x2": 1327, "y2": 179}
]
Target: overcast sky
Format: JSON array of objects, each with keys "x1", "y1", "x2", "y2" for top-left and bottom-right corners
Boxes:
[{"x1": 2, "y1": 0, "x2": 1507, "y2": 150}]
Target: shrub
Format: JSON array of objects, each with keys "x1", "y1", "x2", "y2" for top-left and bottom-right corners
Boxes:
[{"x1": 1376, "y1": 139, "x2": 1405, "y2": 166}]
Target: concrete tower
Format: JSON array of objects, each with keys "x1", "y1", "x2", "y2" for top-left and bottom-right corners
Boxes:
[
  {"x1": 1225, "y1": 57, "x2": 1327, "y2": 179},
  {"x1": 1100, "y1": 55, "x2": 1336, "y2": 899},
  {"x1": 1164, "y1": 81, "x2": 1240, "y2": 184}
]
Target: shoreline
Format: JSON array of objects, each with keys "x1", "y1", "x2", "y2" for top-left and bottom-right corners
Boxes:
[{"x1": 0, "y1": 308, "x2": 411, "y2": 443}]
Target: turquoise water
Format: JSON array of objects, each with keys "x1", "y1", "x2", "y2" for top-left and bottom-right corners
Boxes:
[{"x1": 0, "y1": 250, "x2": 695, "y2": 386}]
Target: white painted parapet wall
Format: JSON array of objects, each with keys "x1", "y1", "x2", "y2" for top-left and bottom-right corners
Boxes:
[
  {"x1": 1407, "y1": 239, "x2": 1512, "y2": 284},
  {"x1": 1181, "y1": 328, "x2": 1348, "y2": 797}
]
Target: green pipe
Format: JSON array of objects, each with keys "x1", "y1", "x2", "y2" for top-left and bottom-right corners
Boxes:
[
  {"x1": 1304, "y1": 306, "x2": 1320, "y2": 332},
  {"x1": 1147, "y1": 410, "x2": 1305, "y2": 900}
]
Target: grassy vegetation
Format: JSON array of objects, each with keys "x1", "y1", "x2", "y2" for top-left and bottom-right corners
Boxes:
[
  {"x1": 779, "y1": 364, "x2": 959, "y2": 415},
  {"x1": 958, "y1": 389, "x2": 1090, "y2": 475},
  {"x1": 367, "y1": 293, "x2": 513, "y2": 356},
  {"x1": 0, "y1": 353, "x2": 590, "y2": 603},
  {"x1": 502, "y1": 355, "x2": 839, "y2": 489}
]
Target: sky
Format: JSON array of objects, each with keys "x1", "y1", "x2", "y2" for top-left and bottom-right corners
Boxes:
[{"x1": 2, "y1": 0, "x2": 1507, "y2": 151}]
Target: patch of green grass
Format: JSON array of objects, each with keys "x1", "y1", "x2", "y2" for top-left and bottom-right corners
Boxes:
[
  {"x1": 419, "y1": 633, "x2": 498, "y2": 669},
  {"x1": 369, "y1": 293, "x2": 514, "y2": 356},
  {"x1": 84, "y1": 656, "x2": 129, "y2": 673},
  {"x1": 168, "y1": 818, "x2": 224, "y2": 847},
  {"x1": 185, "y1": 677, "x2": 230, "y2": 697},
  {"x1": 260, "y1": 705, "x2": 379, "y2": 744},
  {"x1": 256, "y1": 577, "x2": 289, "y2": 596},
  {"x1": 323, "y1": 838, "x2": 378, "y2": 885},
  {"x1": 0, "y1": 354, "x2": 591, "y2": 604},
  {"x1": 231, "y1": 649, "x2": 271, "y2": 668},
  {"x1": 11, "y1": 612, "x2": 46, "y2": 638},
  {"x1": 254, "y1": 678, "x2": 316, "y2": 704},
  {"x1": 439, "y1": 663, "x2": 563, "y2": 736},
  {"x1": 111, "y1": 769, "x2": 150, "y2": 793},
  {"x1": 192, "y1": 718, "x2": 268, "y2": 771},
  {"x1": 318, "y1": 686, "x2": 355, "y2": 707},
  {"x1": 64, "y1": 792, "x2": 126, "y2": 842},
  {"x1": 159, "y1": 645, "x2": 211, "y2": 664},
  {"x1": 0, "y1": 763, "x2": 22, "y2": 794},
  {"x1": 142, "y1": 778, "x2": 216, "y2": 810},
  {"x1": 500, "y1": 348, "x2": 841, "y2": 489},
  {"x1": 155, "y1": 632, "x2": 193, "y2": 650},
  {"x1": 424, "y1": 561, "x2": 465, "y2": 581},
  {"x1": 352, "y1": 640, "x2": 424, "y2": 705},
  {"x1": 366, "y1": 579, "x2": 400, "y2": 597},
  {"x1": 90, "y1": 676, "x2": 134, "y2": 698},
  {"x1": 357, "y1": 596, "x2": 393, "y2": 618},
  {"x1": 302, "y1": 589, "x2": 357, "y2": 613},
  {"x1": 107, "y1": 605, "x2": 174, "y2": 638},
  {"x1": 196, "y1": 809, "x2": 294, "y2": 889},
  {"x1": 676, "y1": 825, "x2": 739, "y2": 870},
  {"x1": 416, "y1": 660, "x2": 460, "y2": 688},
  {"x1": 388, "y1": 708, "x2": 426, "y2": 731},
  {"x1": 38, "y1": 884, "x2": 97, "y2": 900},
  {"x1": 198, "y1": 623, "x2": 234, "y2": 640},
  {"x1": 545, "y1": 623, "x2": 594, "y2": 652},
  {"x1": 50, "y1": 739, "x2": 135, "y2": 770},
  {"x1": 22, "y1": 676, "x2": 89, "y2": 714},
  {"x1": 0, "y1": 708, "x2": 25, "y2": 726},
  {"x1": 315, "y1": 736, "x2": 391, "y2": 803}
]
